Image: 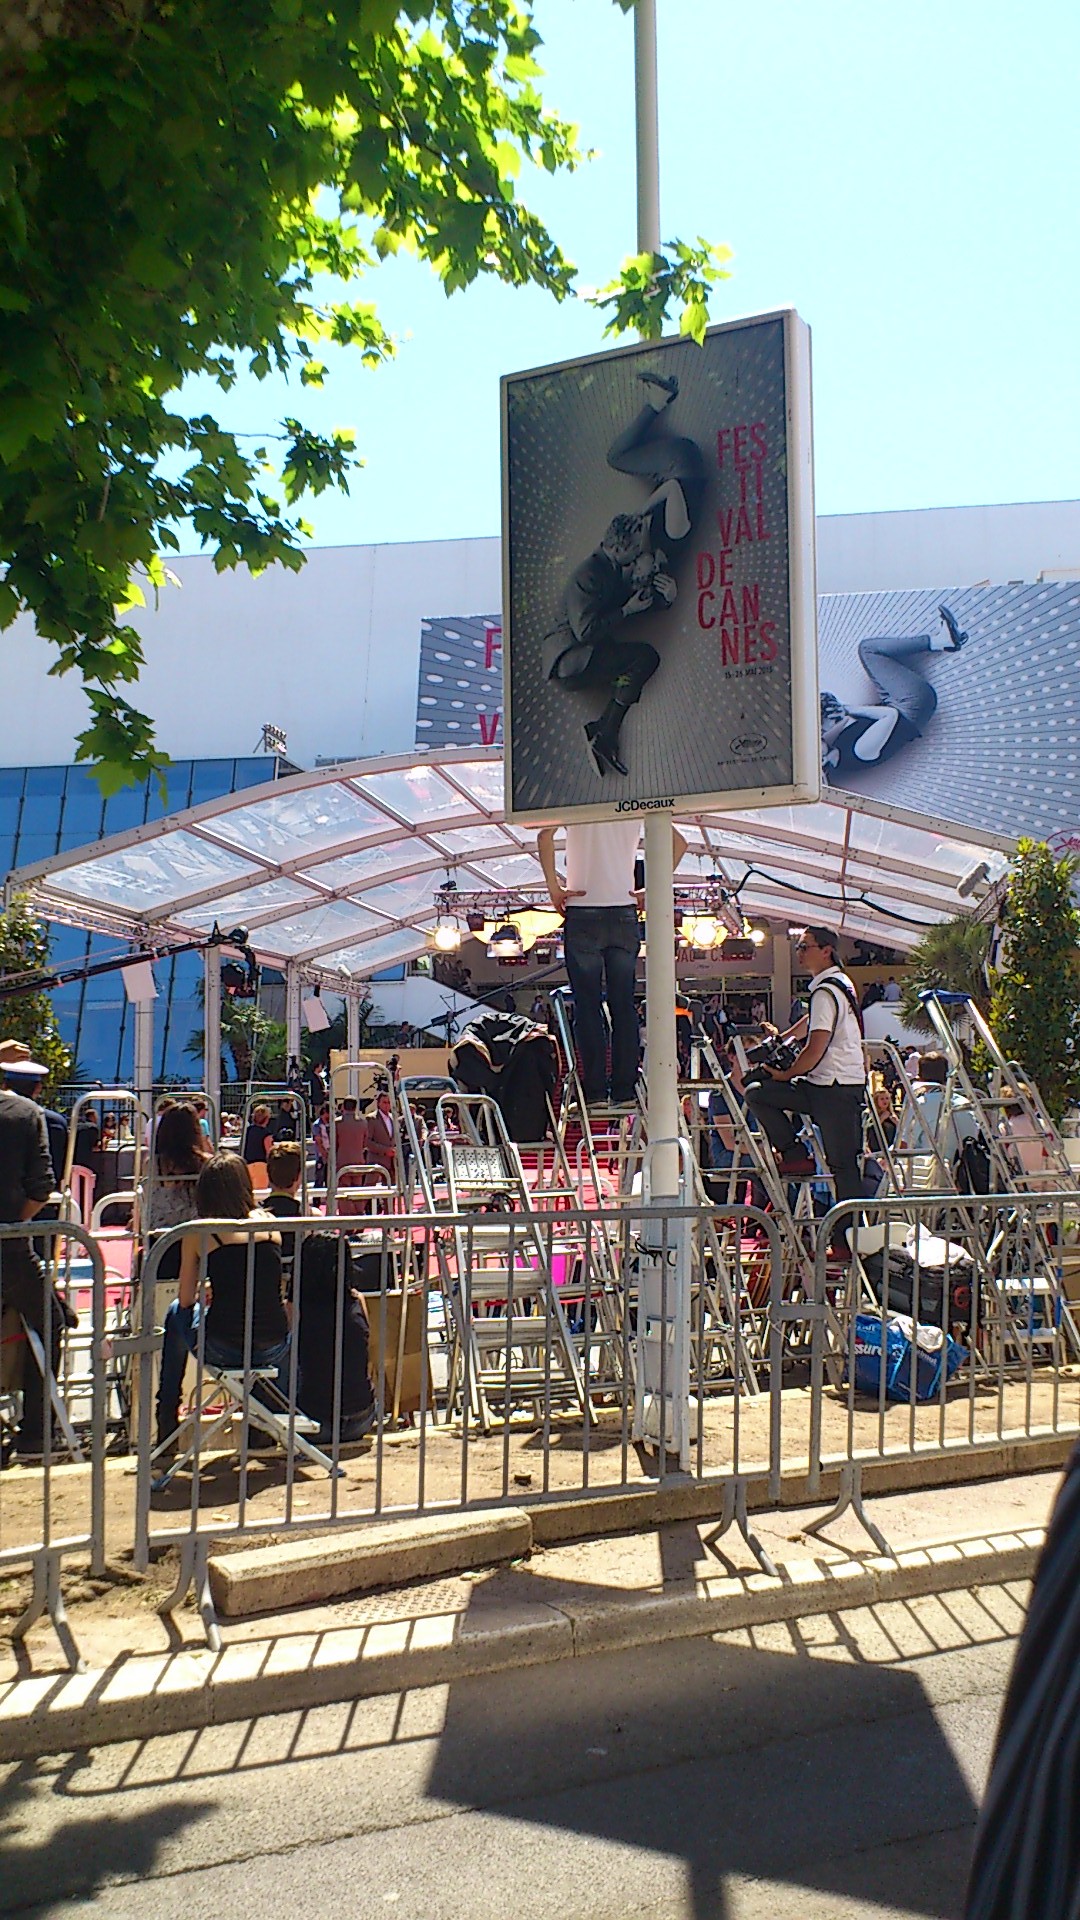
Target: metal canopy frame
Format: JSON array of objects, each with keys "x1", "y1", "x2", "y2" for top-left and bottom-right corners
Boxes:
[{"x1": 4, "y1": 747, "x2": 1011, "y2": 983}]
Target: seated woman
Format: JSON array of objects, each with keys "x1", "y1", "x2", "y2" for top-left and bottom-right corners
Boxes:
[
  {"x1": 292, "y1": 1234, "x2": 376, "y2": 1445},
  {"x1": 142, "y1": 1102, "x2": 211, "y2": 1279},
  {"x1": 155, "y1": 1152, "x2": 289, "y2": 1453}
]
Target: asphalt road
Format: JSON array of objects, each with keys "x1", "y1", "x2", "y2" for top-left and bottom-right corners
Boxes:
[{"x1": 0, "y1": 1582, "x2": 1025, "y2": 1920}]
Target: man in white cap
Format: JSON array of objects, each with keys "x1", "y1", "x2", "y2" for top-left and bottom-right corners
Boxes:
[
  {"x1": 0, "y1": 1040, "x2": 67, "y2": 1460},
  {"x1": 0, "y1": 1048, "x2": 66, "y2": 1185}
]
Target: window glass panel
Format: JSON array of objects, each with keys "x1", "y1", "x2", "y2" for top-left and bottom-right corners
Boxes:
[
  {"x1": 24, "y1": 766, "x2": 65, "y2": 798},
  {"x1": 17, "y1": 795, "x2": 63, "y2": 840},
  {"x1": 102, "y1": 787, "x2": 147, "y2": 835},
  {"x1": 0, "y1": 836, "x2": 17, "y2": 877},
  {"x1": 59, "y1": 770, "x2": 104, "y2": 847},
  {"x1": 13, "y1": 832, "x2": 61, "y2": 870},
  {"x1": 232, "y1": 757, "x2": 275, "y2": 792},
  {"x1": 189, "y1": 760, "x2": 242, "y2": 808},
  {"x1": 0, "y1": 769, "x2": 25, "y2": 802}
]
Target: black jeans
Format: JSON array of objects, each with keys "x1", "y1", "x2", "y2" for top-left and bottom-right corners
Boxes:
[
  {"x1": 563, "y1": 906, "x2": 641, "y2": 1104},
  {"x1": 745, "y1": 1076, "x2": 866, "y2": 1204}
]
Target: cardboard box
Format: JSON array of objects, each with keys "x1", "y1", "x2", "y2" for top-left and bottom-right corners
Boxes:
[{"x1": 365, "y1": 1287, "x2": 430, "y2": 1419}]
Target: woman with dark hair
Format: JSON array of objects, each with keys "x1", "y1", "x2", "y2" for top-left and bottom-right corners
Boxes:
[
  {"x1": 820, "y1": 605, "x2": 968, "y2": 781},
  {"x1": 142, "y1": 1103, "x2": 211, "y2": 1280},
  {"x1": 155, "y1": 1151, "x2": 289, "y2": 1453}
]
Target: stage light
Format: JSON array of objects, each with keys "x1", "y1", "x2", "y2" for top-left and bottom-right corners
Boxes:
[
  {"x1": 488, "y1": 922, "x2": 523, "y2": 958},
  {"x1": 432, "y1": 920, "x2": 462, "y2": 952}
]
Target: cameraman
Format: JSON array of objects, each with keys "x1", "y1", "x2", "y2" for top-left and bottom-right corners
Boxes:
[{"x1": 744, "y1": 927, "x2": 865, "y2": 1203}]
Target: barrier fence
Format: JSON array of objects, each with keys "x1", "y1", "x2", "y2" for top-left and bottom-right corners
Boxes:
[
  {"x1": 4, "y1": 1192, "x2": 1080, "y2": 1664},
  {"x1": 0, "y1": 1220, "x2": 106, "y2": 1671}
]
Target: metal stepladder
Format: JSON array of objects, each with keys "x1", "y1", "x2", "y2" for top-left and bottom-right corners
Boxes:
[
  {"x1": 435, "y1": 1093, "x2": 586, "y2": 1431},
  {"x1": 916, "y1": 990, "x2": 1080, "y2": 1368},
  {"x1": 686, "y1": 1024, "x2": 837, "y2": 1370},
  {"x1": 920, "y1": 991, "x2": 1078, "y2": 1196}
]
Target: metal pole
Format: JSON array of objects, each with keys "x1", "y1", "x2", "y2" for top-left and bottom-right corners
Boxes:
[
  {"x1": 204, "y1": 944, "x2": 221, "y2": 1114},
  {"x1": 634, "y1": 0, "x2": 680, "y2": 1203},
  {"x1": 630, "y1": 0, "x2": 689, "y2": 1467},
  {"x1": 346, "y1": 989, "x2": 361, "y2": 1060},
  {"x1": 635, "y1": 0, "x2": 661, "y2": 259},
  {"x1": 133, "y1": 996, "x2": 154, "y2": 1117},
  {"x1": 285, "y1": 966, "x2": 302, "y2": 1075}
]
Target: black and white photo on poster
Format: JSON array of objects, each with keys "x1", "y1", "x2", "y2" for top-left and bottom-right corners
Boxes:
[
  {"x1": 817, "y1": 580, "x2": 1080, "y2": 842},
  {"x1": 499, "y1": 312, "x2": 818, "y2": 823},
  {"x1": 416, "y1": 578, "x2": 1080, "y2": 847}
]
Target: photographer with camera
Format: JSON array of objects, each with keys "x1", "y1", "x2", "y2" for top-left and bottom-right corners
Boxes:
[{"x1": 744, "y1": 927, "x2": 866, "y2": 1204}]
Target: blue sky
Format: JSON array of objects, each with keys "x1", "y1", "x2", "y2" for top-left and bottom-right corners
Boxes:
[{"x1": 186, "y1": 0, "x2": 1080, "y2": 549}]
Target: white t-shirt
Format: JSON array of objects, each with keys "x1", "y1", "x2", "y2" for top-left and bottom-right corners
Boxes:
[
  {"x1": 564, "y1": 821, "x2": 641, "y2": 908},
  {"x1": 805, "y1": 967, "x2": 865, "y2": 1086}
]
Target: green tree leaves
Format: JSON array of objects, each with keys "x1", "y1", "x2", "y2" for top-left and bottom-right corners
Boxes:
[
  {"x1": 0, "y1": 895, "x2": 72, "y2": 1094},
  {"x1": 0, "y1": 2, "x2": 729, "y2": 790},
  {"x1": 990, "y1": 839, "x2": 1080, "y2": 1122}
]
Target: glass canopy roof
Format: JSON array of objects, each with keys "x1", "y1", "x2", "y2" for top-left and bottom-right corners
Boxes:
[{"x1": 5, "y1": 748, "x2": 1010, "y2": 983}]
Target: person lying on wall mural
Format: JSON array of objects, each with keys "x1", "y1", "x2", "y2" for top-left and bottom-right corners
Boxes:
[
  {"x1": 820, "y1": 604, "x2": 968, "y2": 782},
  {"x1": 543, "y1": 371, "x2": 705, "y2": 778}
]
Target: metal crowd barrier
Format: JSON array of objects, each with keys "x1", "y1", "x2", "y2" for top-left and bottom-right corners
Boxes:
[
  {"x1": 128, "y1": 1204, "x2": 784, "y2": 1644},
  {"x1": 807, "y1": 1190, "x2": 1080, "y2": 1551},
  {"x1": 0, "y1": 1220, "x2": 106, "y2": 1671},
  {"x1": 9, "y1": 1189, "x2": 1080, "y2": 1661}
]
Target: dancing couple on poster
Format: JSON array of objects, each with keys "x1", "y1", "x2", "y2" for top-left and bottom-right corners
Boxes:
[{"x1": 543, "y1": 371, "x2": 705, "y2": 778}]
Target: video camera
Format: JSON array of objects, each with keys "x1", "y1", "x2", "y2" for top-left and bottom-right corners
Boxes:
[{"x1": 739, "y1": 1034, "x2": 801, "y2": 1086}]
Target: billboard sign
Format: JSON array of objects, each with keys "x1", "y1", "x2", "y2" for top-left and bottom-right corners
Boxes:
[
  {"x1": 499, "y1": 309, "x2": 819, "y2": 825},
  {"x1": 819, "y1": 579, "x2": 1080, "y2": 844}
]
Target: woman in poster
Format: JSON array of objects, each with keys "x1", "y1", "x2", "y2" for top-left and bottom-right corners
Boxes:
[
  {"x1": 543, "y1": 372, "x2": 705, "y2": 778},
  {"x1": 820, "y1": 603, "x2": 968, "y2": 781}
]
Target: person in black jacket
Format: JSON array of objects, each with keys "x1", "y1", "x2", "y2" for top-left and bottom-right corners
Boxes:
[
  {"x1": 0, "y1": 1055, "x2": 68, "y2": 1459},
  {"x1": 292, "y1": 1234, "x2": 375, "y2": 1445}
]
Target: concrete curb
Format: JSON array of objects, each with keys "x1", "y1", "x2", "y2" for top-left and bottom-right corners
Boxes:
[
  {"x1": 0, "y1": 1526, "x2": 1044, "y2": 1763},
  {"x1": 208, "y1": 1508, "x2": 532, "y2": 1616},
  {"x1": 527, "y1": 1433, "x2": 1076, "y2": 1544}
]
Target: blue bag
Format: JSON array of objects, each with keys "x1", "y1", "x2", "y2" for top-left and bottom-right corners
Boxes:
[{"x1": 852, "y1": 1312, "x2": 967, "y2": 1402}]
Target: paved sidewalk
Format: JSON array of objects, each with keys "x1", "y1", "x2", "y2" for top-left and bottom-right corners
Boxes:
[{"x1": 0, "y1": 1466, "x2": 1059, "y2": 1761}]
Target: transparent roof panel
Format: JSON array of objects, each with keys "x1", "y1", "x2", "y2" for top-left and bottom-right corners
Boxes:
[
  {"x1": 463, "y1": 852, "x2": 544, "y2": 889},
  {"x1": 179, "y1": 877, "x2": 320, "y2": 932},
  {"x1": 430, "y1": 824, "x2": 513, "y2": 854},
  {"x1": 445, "y1": 760, "x2": 506, "y2": 811},
  {"x1": 50, "y1": 830, "x2": 258, "y2": 911},
  {"x1": 360, "y1": 872, "x2": 449, "y2": 922},
  {"x1": 204, "y1": 783, "x2": 391, "y2": 862},
  {"x1": 309, "y1": 841, "x2": 436, "y2": 892},
  {"x1": 249, "y1": 900, "x2": 385, "y2": 958},
  {"x1": 9, "y1": 747, "x2": 1009, "y2": 974},
  {"x1": 354, "y1": 765, "x2": 475, "y2": 826},
  {"x1": 317, "y1": 929, "x2": 429, "y2": 977}
]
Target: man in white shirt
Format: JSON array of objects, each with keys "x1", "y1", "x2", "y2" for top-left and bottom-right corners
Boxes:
[
  {"x1": 745, "y1": 925, "x2": 866, "y2": 1202},
  {"x1": 537, "y1": 819, "x2": 685, "y2": 1110}
]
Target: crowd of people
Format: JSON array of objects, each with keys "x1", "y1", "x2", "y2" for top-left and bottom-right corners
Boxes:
[{"x1": 0, "y1": 1052, "x2": 418, "y2": 1464}]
